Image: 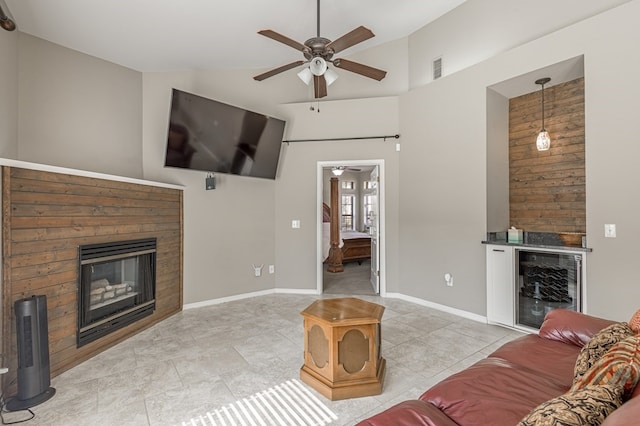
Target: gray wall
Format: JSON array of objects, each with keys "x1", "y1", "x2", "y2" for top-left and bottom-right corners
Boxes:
[
  {"x1": 17, "y1": 34, "x2": 143, "y2": 178},
  {"x1": 3, "y1": 0, "x2": 638, "y2": 321},
  {"x1": 275, "y1": 98, "x2": 400, "y2": 294},
  {"x1": 408, "y1": 0, "x2": 632, "y2": 88},
  {"x1": 139, "y1": 45, "x2": 406, "y2": 304},
  {"x1": 399, "y1": 0, "x2": 640, "y2": 321},
  {"x1": 0, "y1": 26, "x2": 18, "y2": 157}
]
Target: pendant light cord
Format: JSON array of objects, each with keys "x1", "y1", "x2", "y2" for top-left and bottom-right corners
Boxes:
[{"x1": 541, "y1": 82, "x2": 545, "y2": 130}]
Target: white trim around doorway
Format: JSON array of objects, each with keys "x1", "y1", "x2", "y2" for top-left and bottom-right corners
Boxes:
[{"x1": 316, "y1": 159, "x2": 386, "y2": 296}]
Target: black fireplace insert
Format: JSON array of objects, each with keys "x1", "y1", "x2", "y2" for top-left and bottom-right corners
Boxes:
[{"x1": 77, "y1": 238, "x2": 156, "y2": 347}]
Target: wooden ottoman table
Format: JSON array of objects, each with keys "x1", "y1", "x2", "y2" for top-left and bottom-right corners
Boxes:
[{"x1": 300, "y1": 297, "x2": 385, "y2": 400}]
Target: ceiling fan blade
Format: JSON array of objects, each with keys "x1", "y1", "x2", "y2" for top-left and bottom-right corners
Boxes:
[
  {"x1": 254, "y1": 60, "x2": 305, "y2": 81},
  {"x1": 333, "y1": 58, "x2": 387, "y2": 81},
  {"x1": 258, "y1": 29, "x2": 308, "y2": 52},
  {"x1": 314, "y1": 75, "x2": 327, "y2": 98},
  {"x1": 326, "y1": 26, "x2": 374, "y2": 54}
]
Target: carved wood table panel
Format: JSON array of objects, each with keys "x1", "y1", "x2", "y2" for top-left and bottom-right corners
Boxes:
[{"x1": 300, "y1": 298, "x2": 385, "y2": 400}]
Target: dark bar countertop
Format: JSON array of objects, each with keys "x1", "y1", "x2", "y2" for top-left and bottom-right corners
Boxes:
[{"x1": 482, "y1": 231, "x2": 592, "y2": 252}]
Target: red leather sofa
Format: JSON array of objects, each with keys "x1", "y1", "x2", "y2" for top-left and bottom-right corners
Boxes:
[{"x1": 358, "y1": 309, "x2": 640, "y2": 425}]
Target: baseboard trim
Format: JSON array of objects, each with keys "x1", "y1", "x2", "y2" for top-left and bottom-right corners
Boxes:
[
  {"x1": 183, "y1": 289, "x2": 485, "y2": 324},
  {"x1": 183, "y1": 288, "x2": 318, "y2": 310},
  {"x1": 385, "y1": 292, "x2": 487, "y2": 323}
]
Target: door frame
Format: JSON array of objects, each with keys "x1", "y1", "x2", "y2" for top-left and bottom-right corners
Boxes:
[{"x1": 316, "y1": 159, "x2": 386, "y2": 296}]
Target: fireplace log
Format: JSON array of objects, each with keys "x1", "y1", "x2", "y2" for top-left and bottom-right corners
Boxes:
[{"x1": 91, "y1": 278, "x2": 110, "y2": 289}]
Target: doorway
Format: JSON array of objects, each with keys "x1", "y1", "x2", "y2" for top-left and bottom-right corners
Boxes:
[{"x1": 316, "y1": 160, "x2": 385, "y2": 296}]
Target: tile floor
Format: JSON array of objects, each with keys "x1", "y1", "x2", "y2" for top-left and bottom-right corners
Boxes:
[
  {"x1": 3, "y1": 293, "x2": 525, "y2": 425},
  {"x1": 323, "y1": 261, "x2": 376, "y2": 296}
]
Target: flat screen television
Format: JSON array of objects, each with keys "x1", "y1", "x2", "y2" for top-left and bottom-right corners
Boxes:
[{"x1": 164, "y1": 89, "x2": 286, "y2": 179}]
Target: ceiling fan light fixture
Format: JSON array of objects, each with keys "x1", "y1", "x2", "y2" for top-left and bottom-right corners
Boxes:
[
  {"x1": 309, "y1": 57, "x2": 327, "y2": 76},
  {"x1": 324, "y1": 68, "x2": 338, "y2": 86},
  {"x1": 254, "y1": 0, "x2": 385, "y2": 99},
  {"x1": 297, "y1": 67, "x2": 313, "y2": 85},
  {"x1": 331, "y1": 167, "x2": 344, "y2": 176}
]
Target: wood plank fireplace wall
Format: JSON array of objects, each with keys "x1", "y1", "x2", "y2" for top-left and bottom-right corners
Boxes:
[{"x1": 1, "y1": 166, "x2": 183, "y2": 386}]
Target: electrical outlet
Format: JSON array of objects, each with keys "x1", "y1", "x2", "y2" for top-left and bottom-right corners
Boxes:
[
  {"x1": 269, "y1": 265, "x2": 275, "y2": 274},
  {"x1": 604, "y1": 224, "x2": 616, "y2": 238},
  {"x1": 444, "y1": 273, "x2": 453, "y2": 287},
  {"x1": 252, "y1": 264, "x2": 263, "y2": 277}
]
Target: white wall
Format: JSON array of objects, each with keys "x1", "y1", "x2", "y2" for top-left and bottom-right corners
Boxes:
[
  {"x1": 399, "y1": 0, "x2": 640, "y2": 320},
  {"x1": 17, "y1": 34, "x2": 143, "y2": 178},
  {"x1": 0, "y1": 27, "x2": 18, "y2": 157}
]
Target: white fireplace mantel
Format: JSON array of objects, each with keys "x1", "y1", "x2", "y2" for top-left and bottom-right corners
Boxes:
[{"x1": 0, "y1": 158, "x2": 183, "y2": 191}]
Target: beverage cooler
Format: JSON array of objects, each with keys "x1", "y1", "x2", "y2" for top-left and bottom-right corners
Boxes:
[{"x1": 515, "y1": 249, "x2": 582, "y2": 329}]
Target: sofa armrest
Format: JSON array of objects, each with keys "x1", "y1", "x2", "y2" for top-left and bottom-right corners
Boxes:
[
  {"x1": 356, "y1": 400, "x2": 459, "y2": 426},
  {"x1": 538, "y1": 309, "x2": 617, "y2": 347},
  {"x1": 602, "y1": 394, "x2": 640, "y2": 426}
]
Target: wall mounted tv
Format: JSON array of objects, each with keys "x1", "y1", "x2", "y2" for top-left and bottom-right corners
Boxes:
[{"x1": 164, "y1": 89, "x2": 286, "y2": 179}]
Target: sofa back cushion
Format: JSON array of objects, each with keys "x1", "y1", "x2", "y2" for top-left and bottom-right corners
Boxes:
[
  {"x1": 489, "y1": 334, "x2": 581, "y2": 387},
  {"x1": 420, "y1": 357, "x2": 569, "y2": 426},
  {"x1": 539, "y1": 309, "x2": 616, "y2": 348}
]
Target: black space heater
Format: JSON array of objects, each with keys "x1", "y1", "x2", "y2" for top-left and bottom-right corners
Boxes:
[{"x1": 5, "y1": 295, "x2": 56, "y2": 411}]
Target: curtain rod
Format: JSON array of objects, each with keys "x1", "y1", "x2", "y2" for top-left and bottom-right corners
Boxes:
[{"x1": 282, "y1": 134, "x2": 400, "y2": 144}]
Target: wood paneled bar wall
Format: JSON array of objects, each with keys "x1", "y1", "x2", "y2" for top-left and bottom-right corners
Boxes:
[
  {"x1": 1, "y1": 165, "x2": 183, "y2": 387},
  {"x1": 509, "y1": 77, "x2": 585, "y2": 232}
]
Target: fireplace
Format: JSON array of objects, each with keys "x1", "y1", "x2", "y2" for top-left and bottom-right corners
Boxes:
[{"x1": 77, "y1": 238, "x2": 156, "y2": 347}]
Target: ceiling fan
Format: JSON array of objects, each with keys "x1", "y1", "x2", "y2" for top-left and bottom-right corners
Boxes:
[
  {"x1": 253, "y1": 0, "x2": 387, "y2": 98},
  {"x1": 331, "y1": 166, "x2": 362, "y2": 176}
]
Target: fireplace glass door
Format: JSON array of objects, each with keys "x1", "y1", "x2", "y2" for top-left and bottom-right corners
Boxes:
[{"x1": 78, "y1": 239, "x2": 156, "y2": 346}]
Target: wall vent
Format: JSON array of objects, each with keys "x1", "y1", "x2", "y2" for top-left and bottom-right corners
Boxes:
[{"x1": 433, "y1": 56, "x2": 443, "y2": 80}]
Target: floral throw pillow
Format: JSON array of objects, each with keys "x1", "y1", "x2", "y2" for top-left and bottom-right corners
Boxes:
[
  {"x1": 573, "y1": 322, "x2": 633, "y2": 385},
  {"x1": 518, "y1": 385, "x2": 623, "y2": 426},
  {"x1": 572, "y1": 335, "x2": 640, "y2": 399},
  {"x1": 629, "y1": 308, "x2": 640, "y2": 334}
]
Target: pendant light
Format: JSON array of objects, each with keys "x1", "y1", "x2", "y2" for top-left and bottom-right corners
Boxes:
[{"x1": 535, "y1": 77, "x2": 551, "y2": 151}]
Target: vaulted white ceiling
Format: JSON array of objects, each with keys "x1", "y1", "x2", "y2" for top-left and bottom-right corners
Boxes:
[{"x1": 3, "y1": 0, "x2": 467, "y2": 72}]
